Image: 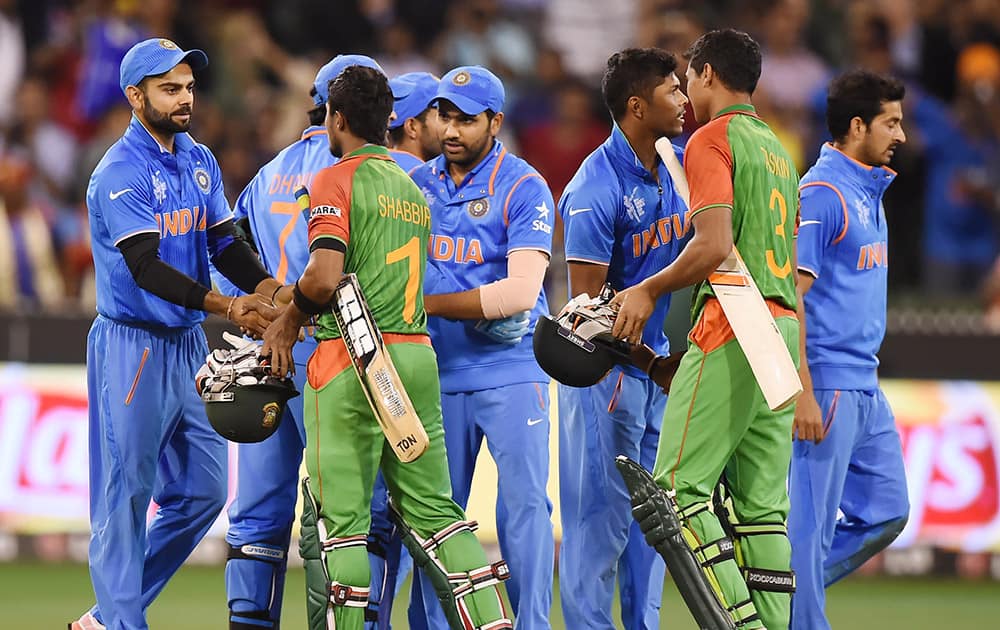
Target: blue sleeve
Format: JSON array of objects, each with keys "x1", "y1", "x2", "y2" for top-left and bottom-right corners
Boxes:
[
  {"x1": 797, "y1": 184, "x2": 846, "y2": 278},
  {"x1": 504, "y1": 174, "x2": 554, "y2": 254},
  {"x1": 560, "y1": 175, "x2": 618, "y2": 265},
  {"x1": 210, "y1": 173, "x2": 261, "y2": 297},
  {"x1": 92, "y1": 161, "x2": 158, "y2": 245},
  {"x1": 204, "y1": 149, "x2": 234, "y2": 229}
]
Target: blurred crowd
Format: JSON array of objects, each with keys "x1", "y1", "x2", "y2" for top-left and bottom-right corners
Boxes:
[{"x1": 3, "y1": 0, "x2": 1000, "y2": 321}]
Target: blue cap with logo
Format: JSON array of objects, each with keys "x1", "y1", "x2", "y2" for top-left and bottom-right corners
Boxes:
[
  {"x1": 313, "y1": 54, "x2": 384, "y2": 107},
  {"x1": 433, "y1": 66, "x2": 505, "y2": 115},
  {"x1": 119, "y1": 38, "x2": 208, "y2": 95},
  {"x1": 389, "y1": 72, "x2": 440, "y2": 129}
]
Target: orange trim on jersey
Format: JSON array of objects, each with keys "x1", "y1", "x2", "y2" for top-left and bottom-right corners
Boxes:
[
  {"x1": 488, "y1": 147, "x2": 508, "y2": 195},
  {"x1": 684, "y1": 115, "x2": 735, "y2": 215},
  {"x1": 607, "y1": 372, "x2": 625, "y2": 413},
  {"x1": 690, "y1": 297, "x2": 795, "y2": 355},
  {"x1": 301, "y1": 129, "x2": 326, "y2": 140},
  {"x1": 124, "y1": 347, "x2": 150, "y2": 406},
  {"x1": 670, "y1": 352, "x2": 708, "y2": 489},
  {"x1": 503, "y1": 173, "x2": 544, "y2": 225},
  {"x1": 799, "y1": 181, "x2": 849, "y2": 245},
  {"x1": 822, "y1": 390, "x2": 841, "y2": 438},
  {"x1": 533, "y1": 382, "x2": 546, "y2": 409},
  {"x1": 307, "y1": 333, "x2": 432, "y2": 390}
]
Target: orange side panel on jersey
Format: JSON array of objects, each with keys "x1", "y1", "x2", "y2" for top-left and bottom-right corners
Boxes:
[{"x1": 684, "y1": 115, "x2": 735, "y2": 214}]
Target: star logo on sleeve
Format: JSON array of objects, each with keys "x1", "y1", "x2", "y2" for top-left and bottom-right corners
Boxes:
[{"x1": 535, "y1": 200, "x2": 550, "y2": 220}]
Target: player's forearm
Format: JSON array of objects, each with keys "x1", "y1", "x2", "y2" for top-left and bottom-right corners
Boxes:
[
  {"x1": 796, "y1": 272, "x2": 816, "y2": 395},
  {"x1": 423, "y1": 289, "x2": 485, "y2": 319},
  {"x1": 641, "y1": 236, "x2": 729, "y2": 299},
  {"x1": 212, "y1": 238, "x2": 273, "y2": 295},
  {"x1": 293, "y1": 248, "x2": 344, "y2": 309}
]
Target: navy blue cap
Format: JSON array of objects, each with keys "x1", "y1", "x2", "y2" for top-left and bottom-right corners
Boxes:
[
  {"x1": 389, "y1": 72, "x2": 440, "y2": 129},
  {"x1": 313, "y1": 54, "x2": 384, "y2": 106},
  {"x1": 119, "y1": 38, "x2": 208, "y2": 95},
  {"x1": 434, "y1": 66, "x2": 505, "y2": 115}
]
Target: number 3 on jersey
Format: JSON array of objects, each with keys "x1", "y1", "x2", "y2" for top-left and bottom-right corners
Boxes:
[
  {"x1": 766, "y1": 188, "x2": 792, "y2": 279},
  {"x1": 386, "y1": 236, "x2": 420, "y2": 324}
]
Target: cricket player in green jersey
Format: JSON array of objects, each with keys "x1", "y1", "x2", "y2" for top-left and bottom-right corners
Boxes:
[
  {"x1": 612, "y1": 30, "x2": 800, "y2": 630},
  {"x1": 263, "y1": 65, "x2": 511, "y2": 630}
]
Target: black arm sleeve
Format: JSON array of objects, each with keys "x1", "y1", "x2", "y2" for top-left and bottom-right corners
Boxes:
[
  {"x1": 117, "y1": 233, "x2": 211, "y2": 309},
  {"x1": 209, "y1": 220, "x2": 272, "y2": 294}
]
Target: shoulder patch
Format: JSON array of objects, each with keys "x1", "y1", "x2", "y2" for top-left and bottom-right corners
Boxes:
[{"x1": 193, "y1": 167, "x2": 211, "y2": 193}]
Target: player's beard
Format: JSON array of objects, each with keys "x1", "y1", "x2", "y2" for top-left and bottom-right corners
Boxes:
[
  {"x1": 142, "y1": 96, "x2": 192, "y2": 134},
  {"x1": 444, "y1": 133, "x2": 492, "y2": 168}
]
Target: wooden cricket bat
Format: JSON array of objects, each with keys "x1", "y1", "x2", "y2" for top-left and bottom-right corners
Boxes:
[
  {"x1": 655, "y1": 138, "x2": 802, "y2": 411},
  {"x1": 330, "y1": 273, "x2": 430, "y2": 462}
]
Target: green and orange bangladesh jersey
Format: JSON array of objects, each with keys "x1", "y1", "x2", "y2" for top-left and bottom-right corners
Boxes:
[
  {"x1": 685, "y1": 104, "x2": 800, "y2": 318},
  {"x1": 306, "y1": 144, "x2": 432, "y2": 339}
]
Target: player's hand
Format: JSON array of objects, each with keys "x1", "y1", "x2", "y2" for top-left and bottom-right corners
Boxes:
[
  {"x1": 647, "y1": 351, "x2": 685, "y2": 394},
  {"x1": 229, "y1": 294, "x2": 279, "y2": 337},
  {"x1": 261, "y1": 311, "x2": 300, "y2": 379},
  {"x1": 610, "y1": 283, "x2": 655, "y2": 346},
  {"x1": 474, "y1": 310, "x2": 531, "y2": 345},
  {"x1": 793, "y1": 389, "x2": 825, "y2": 443}
]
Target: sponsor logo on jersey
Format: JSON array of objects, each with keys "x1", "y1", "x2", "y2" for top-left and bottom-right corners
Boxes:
[
  {"x1": 311, "y1": 205, "x2": 342, "y2": 218},
  {"x1": 467, "y1": 198, "x2": 489, "y2": 218},
  {"x1": 533, "y1": 200, "x2": 552, "y2": 233},
  {"x1": 194, "y1": 167, "x2": 211, "y2": 194}
]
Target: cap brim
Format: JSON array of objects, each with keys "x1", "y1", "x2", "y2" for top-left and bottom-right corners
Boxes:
[
  {"x1": 433, "y1": 93, "x2": 487, "y2": 116},
  {"x1": 180, "y1": 49, "x2": 209, "y2": 71}
]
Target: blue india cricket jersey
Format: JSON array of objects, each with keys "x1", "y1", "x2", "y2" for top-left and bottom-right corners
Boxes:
[
  {"x1": 798, "y1": 143, "x2": 896, "y2": 391},
  {"x1": 87, "y1": 115, "x2": 233, "y2": 328},
  {"x1": 559, "y1": 126, "x2": 690, "y2": 371},
  {"x1": 410, "y1": 140, "x2": 554, "y2": 393},
  {"x1": 389, "y1": 148, "x2": 425, "y2": 174}
]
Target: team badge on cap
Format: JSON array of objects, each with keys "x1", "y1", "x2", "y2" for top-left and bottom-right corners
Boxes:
[
  {"x1": 452, "y1": 71, "x2": 471, "y2": 86},
  {"x1": 467, "y1": 198, "x2": 490, "y2": 218},
  {"x1": 194, "y1": 168, "x2": 211, "y2": 193},
  {"x1": 159, "y1": 39, "x2": 178, "y2": 50},
  {"x1": 262, "y1": 402, "x2": 280, "y2": 428}
]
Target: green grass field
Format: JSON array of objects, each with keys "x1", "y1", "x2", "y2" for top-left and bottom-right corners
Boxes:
[{"x1": 5, "y1": 561, "x2": 997, "y2": 628}]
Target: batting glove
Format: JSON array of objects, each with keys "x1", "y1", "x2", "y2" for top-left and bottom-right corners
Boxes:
[{"x1": 474, "y1": 310, "x2": 531, "y2": 345}]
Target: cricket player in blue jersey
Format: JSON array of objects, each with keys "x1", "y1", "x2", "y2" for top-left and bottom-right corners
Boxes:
[
  {"x1": 210, "y1": 54, "x2": 405, "y2": 630},
  {"x1": 558, "y1": 48, "x2": 690, "y2": 630},
  {"x1": 789, "y1": 69, "x2": 910, "y2": 630},
  {"x1": 388, "y1": 72, "x2": 441, "y2": 172},
  {"x1": 72, "y1": 38, "x2": 282, "y2": 630},
  {"x1": 408, "y1": 65, "x2": 555, "y2": 629}
]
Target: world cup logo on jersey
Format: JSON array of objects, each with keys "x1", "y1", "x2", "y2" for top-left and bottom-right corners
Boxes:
[
  {"x1": 467, "y1": 198, "x2": 490, "y2": 218},
  {"x1": 193, "y1": 168, "x2": 211, "y2": 194}
]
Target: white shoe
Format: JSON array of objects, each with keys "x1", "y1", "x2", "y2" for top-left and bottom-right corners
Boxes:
[{"x1": 68, "y1": 612, "x2": 105, "y2": 630}]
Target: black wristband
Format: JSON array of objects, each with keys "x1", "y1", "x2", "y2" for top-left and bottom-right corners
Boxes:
[{"x1": 293, "y1": 281, "x2": 327, "y2": 315}]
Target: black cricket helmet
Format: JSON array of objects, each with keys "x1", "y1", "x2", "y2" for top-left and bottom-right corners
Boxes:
[
  {"x1": 533, "y1": 286, "x2": 632, "y2": 387},
  {"x1": 197, "y1": 332, "x2": 300, "y2": 443}
]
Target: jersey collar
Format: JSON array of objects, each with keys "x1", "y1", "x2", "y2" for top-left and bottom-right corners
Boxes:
[
  {"x1": 606, "y1": 124, "x2": 660, "y2": 182},
  {"x1": 712, "y1": 103, "x2": 759, "y2": 119},
  {"x1": 125, "y1": 114, "x2": 194, "y2": 156},
  {"x1": 431, "y1": 139, "x2": 505, "y2": 197},
  {"x1": 300, "y1": 125, "x2": 326, "y2": 141},
  {"x1": 340, "y1": 144, "x2": 392, "y2": 161},
  {"x1": 819, "y1": 142, "x2": 896, "y2": 194}
]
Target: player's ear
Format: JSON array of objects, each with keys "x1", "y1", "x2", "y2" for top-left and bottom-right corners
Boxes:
[
  {"x1": 125, "y1": 85, "x2": 144, "y2": 111},
  {"x1": 627, "y1": 94, "x2": 644, "y2": 120},
  {"x1": 489, "y1": 111, "x2": 504, "y2": 136},
  {"x1": 700, "y1": 63, "x2": 715, "y2": 88}
]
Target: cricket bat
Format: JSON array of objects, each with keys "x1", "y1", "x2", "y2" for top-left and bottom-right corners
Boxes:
[
  {"x1": 655, "y1": 138, "x2": 802, "y2": 411},
  {"x1": 330, "y1": 274, "x2": 430, "y2": 462}
]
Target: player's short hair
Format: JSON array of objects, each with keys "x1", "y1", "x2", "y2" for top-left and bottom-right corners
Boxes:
[
  {"x1": 602, "y1": 48, "x2": 679, "y2": 122},
  {"x1": 684, "y1": 29, "x2": 762, "y2": 95},
  {"x1": 308, "y1": 87, "x2": 326, "y2": 126},
  {"x1": 328, "y1": 65, "x2": 393, "y2": 145},
  {"x1": 388, "y1": 107, "x2": 431, "y2": 145},
  {"x1": 826, "y1": 70, "x2": 906, "y2": 142}
]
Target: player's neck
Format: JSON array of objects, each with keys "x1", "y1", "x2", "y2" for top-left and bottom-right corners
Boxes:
[
  {"x1": 831, "y1": 140, "x2": 871, "y2": 166},
  {"x1": 618, "y1": 121, "x2": 659, "y2": 175},
  {"x1": 135, "y1": 113, "x2": 176, "y2": 153},
  {"x1": 338, "y1": 135, "x2": 369, "y2": 157},
  {"x1": 447, "y1": 140, "x2": 493, "y2": 185},
  {"x1": 710, "y1": 92, "x2": 753, "y2": 119}
]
